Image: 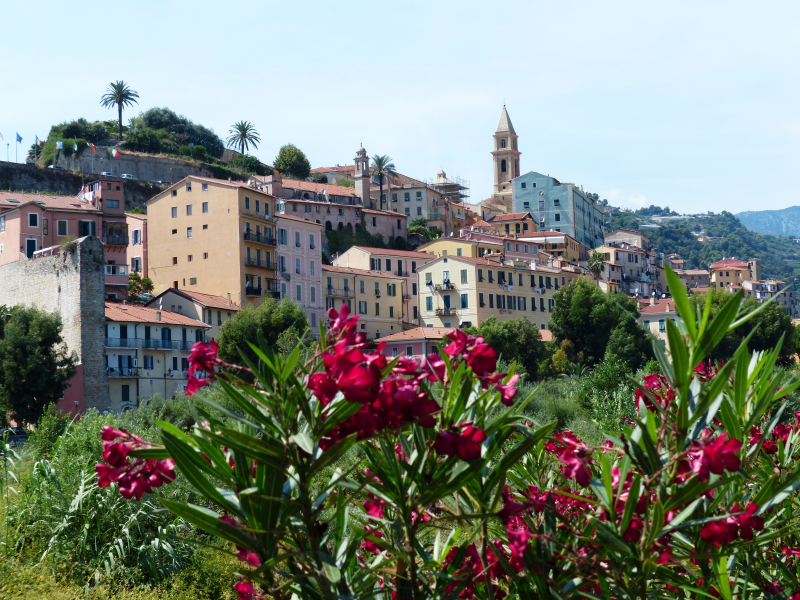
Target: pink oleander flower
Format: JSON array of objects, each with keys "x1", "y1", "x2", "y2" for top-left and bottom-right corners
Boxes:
[
  {"x1": 690, "y1": 433, "x2": 742, "y2": 482},
  {"x1": 434, "y1": 424, "x2": 487, "y2": 461},
  {"x1": 186, "y1": 339, "x2": 221, "y2": 396},
  {"x1": 234, "y1": 578, "x2": 264, "y2": 600},
  {"x1": 220, "y1": 515, "x2": 262, "y2": 567}
]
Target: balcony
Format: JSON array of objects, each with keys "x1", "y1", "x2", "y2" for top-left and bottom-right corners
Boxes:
[
  {"x1": 435, "y1": 307, "x2": 456, "y2": 316},
  {"x1": 103, "y1": 235, "x2": 129, "y2": 246},
  {"x1": 245, "y1": 287, "x2": 262, "y2": 297},
  {"x1": 243, "y1": 232, "x2": 277, "y2": 246},
  {"x1": 402, "y1": 293, "x2": 411, "y2": 300},
  {"x1": 327, "y1": 287, "x2": 350, "y2": 298},
  {"x1": 375, "y1": 290, "x2": 381, "y2": 297},
  {"x1": 245, "y1": 257, "x2": 273, "y2": 269},
  {"x1": 142, "y1": 339, "x2": 180, "y2": 350},
  {"x1": 434, "y1": 282, "x2": 455, "y2": 291},
  {"x1": 281, "y1": 271, "x2": 291, "y2": 281},
  {"x1": 108, "y1": 367, "x2": 139, "y2": 377},
  {"x1": 105, "y1": 338, "x2": 141, "y2": 348},
  {"x1": 395, "y1": 270, "x2": 410, "y2": 277}
]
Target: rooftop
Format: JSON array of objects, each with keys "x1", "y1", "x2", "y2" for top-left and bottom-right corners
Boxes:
[
  {"x1": 0, "y1": 191, "x2": 101, "y2": 212},
  {"x1": 639, "y1": 299, "x2": 677, "y2": 315},
  {"x1": 276, "y1": 178, "x2": 358, "y2": 197},
  {"x1": 710, "y1": 258, "x2": 750, "y2": 269},
  {"x1": 321, "y1": 264, "x2": 403, "y2": 279},
  {"x1": 376, "y1": 327, "x2": 452, "y2": 343},
  {"x1": 149, "y1": 289, "x2": 240, "y2": 311},
  {"x1": 489, "y1": 212, "x2": 534, "y2": 222},
  {"x1": 105, "y1": 302, "x2": 210, "y2": 327},
  {"x1": 350, "y1": 246, "x2": 435, "y2": 259},
  {"x1": 276, "y1": 213, "x2": 324, "y2": 227}
]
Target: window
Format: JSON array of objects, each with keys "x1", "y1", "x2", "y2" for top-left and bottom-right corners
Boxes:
[
  {"x1": 310, "y1": 234, "x2": 315, "y2": 249},
  {"x1": 296, "y1": 284, "x2": 302, "y2": 302},
  {"x1": 413, "y1": 306, "x2": 418, "y2": 319},
  {"x1": 255, "y1": 199, "x2": 260, "y2": 213},
  {"x1": 311, "y1": 287, "x2": 316, "y2": 304},
  {"x1": 57, "y1": 220, "x2": 67, "y2": 236},
  {"x1": 190, "y1": 277, "x2": 197, "y2": 285},
  {"x1": 131, "y1": 257, "x2": 141, "y2": 273},
  {"x1": 461, "y1": 269, "x2": 467, "y2": 284},
  {"x1": 358, "y1": 301, "x2": 367, "y2": 314},
  {"x1": 245, "y1": 197, "x2": 250, "y2": 210},
  {"x1": 186, "y1": 182, "x2": 192, "y2": 192},
  {"x1": 390, "y1": 306, "x2": 394, "y2": 318},
  {"x1": 203, "y1": 252, "x2": 208, "y2": 259},
  {"x1": 404, "y1": 192, "x2": 410, "y2": 202},
  {"x1": 173, "y1": 256, "x2": 178, "y2": 265},
  {"x1": 375, "y1": 303, "x2": 380, "y2": 316},
  {"x1": 295, "y1": 231, "x2": 301, "y2": 247},
  {"x1": 489, "y1": 294, "x2": 494, "y2": 308},
  {"x1": 416, "y1": 191, "x2": 422, "y2": 200},
  {"x1": 426, "y1": 296, "x2": 433, "y2": 311},
  {"x1": 405, "y1": 207, "x2": 410, "y2": 215},
  {"x1": 186, "y1": 205, "x2": 192, "y2": 215},
  {"x1": 425, "y1": 272, "x2": 432, "y2": 285},
  {"x1": 515, "y1": 243, "x2": 520, "y2": 252},
  {"x1": 172, "y1": 190, "x2": 177, "y2": 197},
  {"x1": 360, "y1": 280, "x2": 365, "y2": 294},
  {"x1": 144, "y1": 355, "x2": 154, "y2": 370},
  {"x1": 461, "y1": 293, "x2": 468, "y2": 309},
  {"x1": 659, "y1": 319, "x2": 666, "y2": 332},
  {"x1": 0, "y1": 216, "x2": 3, "y2": 233},
  {"x1": 416, "y1": 207, "x2": 422, "y2": 216},
  {"x1": 202, "y1": 183, "x2": 208, "y2": 191},
  {"x1": 392, "y1": 193, "x2": 398, "y2": 202},
  {"x1": 392, "y1": 347, "x2": 398, "y2": 358},
  {"x1": 188, "y1": 255, "x2": 193, "y2": 262},
  {"x1": 132, "y1": 229, "x2": 141, "y2": 245},
  {"x1": 479, "y1": 293, "x2": 485, "y2": 307},
  {"x1": 171, "y1": 207, "x2": 177, "y2": 218},
  {"x1": 501, "y1": 159, "x2": 507, "y2": 172},
  {"x1": 412, "y1": 283, "x2": 417, "y2": 295},
  {"x1": 397, "y1": 219, "x2": 401, "y2": 229},
  {"x1": 187, "y1": 227, "x2": 192, "y2": 238},
  {"x1": 386, "y1": 259, "x2": 391, "y2": 271},
  {"x1": 28, "y1": 213, "x2": 38, "y2": 227},
  {"x1": 172, "y1": 229, "x2": 177, "y2": 234},
  {"x1": 310, "y1": 261, "x2": 315, "y2": 276},
  {"x1": 279, "y1": 228, "x2": 288, "y2": 245},
  {"x1": 202, "y1": 202, "x2": 208, "y2": 212}
]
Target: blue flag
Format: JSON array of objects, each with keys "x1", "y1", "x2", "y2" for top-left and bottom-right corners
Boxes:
[{"x1": 15, "y1": 133, "x2": 21, "y2": 143}]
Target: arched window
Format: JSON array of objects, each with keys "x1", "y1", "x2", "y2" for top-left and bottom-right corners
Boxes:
[
  {"x1": 337, "y1": 222, "x2": 344, "y2": 231},
  {"x1": 501, "y1": 160, "x2": 507, "y2": 173},
  {"x1": 500, "y1": 140, "x2": 506, "y2": 149},
  {"x1": 325, "y1": 221, "x2": 332, "y2": 231},
  {"x1": 303, "y1": 193, "x2": 310, "y2": 199}
]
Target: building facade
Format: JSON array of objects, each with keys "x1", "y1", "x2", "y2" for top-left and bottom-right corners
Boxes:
[
  {"x1": 104, "y1": 302, "x2": 210, "y2": 409},
  {"x1": 376, "y1": 327, "x2": 452, "y2": 358},
  {"x1": 145, "y1": 176, "x2": 279, "y2": 307},
  {"x1": 709, "y1": 258, "x2": 760, "y2": 289},
  {"x1": 322, "y1": 265, "x2": 405, "y2": 339},
  {"x1": 512, "y1": 172, "x2": 604, "y2": 248},
  {"x1": 146, "y1": 288, "x2": 239, "y2": 340},
  {"x1": 332, "y1": 246, "x2": 434, "y2": 326},
  {"x1": 275, "y1": 214, "x2": 325, "y2": 331}
]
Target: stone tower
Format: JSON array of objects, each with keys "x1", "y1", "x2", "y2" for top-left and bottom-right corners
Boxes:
[
  {"x1": 354, "y1": 145, "x2": 371, "y2": 207},
  {"x1": 492, "y1": 106, "x2": 521, "y2": 212}
]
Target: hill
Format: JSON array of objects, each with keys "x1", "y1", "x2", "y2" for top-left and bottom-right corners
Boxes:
[
  {"x1": 736, "y1": 206, "x2": 800, "y2": 237},
  {"x1": 604, "y1": 210, "x2": 800, "y2": 282}
]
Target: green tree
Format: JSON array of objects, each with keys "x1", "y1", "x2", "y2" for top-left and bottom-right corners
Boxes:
[
  {"x1": 408, "y1": 217, "x2": 436, "y2": 241},
  {"x1": 471, "y1": 316, "x2": 548, "y2": 380},
  {"x1": 688, "y1": 287, "x2": 797, "y2": 365},
  {"x1": 100, "y1": 81, "x2": 140, "y2": 139},
  {"x1": 226, "y1": 121, "x2": 261, "y2": 154},
  {"x1": 127, "y1": 273, "x2": 154, "y2": 301},
  {"x1": 370, "y1": 155, "x2": 397, "y2": 210},
  {"x1": 587, "y1": 250, "x2": 605, "y2": 281},
  {"x1": 309, "y1": 172, "x2": 328, "y2": 184},
  {"x1": 274, "y1": 144, "x2": 311, "y2": 180},
  {"x1": 229, "y1": 153, "x2": 272, "y2": 176},
  {"x1": 549, "y1": 276, "x2": 653, "y2": 369},
  {"x1": 0, "y1": 306, "x2": 77, "y2": 424},
  {"x1": 124, "y1": 126, "x2": 162, "y2": 153},
  {"x1": 217, "y1": 298, "x2": 309, "y2": 373}
]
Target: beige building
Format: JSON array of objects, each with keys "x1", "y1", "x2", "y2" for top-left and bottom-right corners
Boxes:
[
  {"x1": 674, "y1": 269, "x2": 711, "y2": 290},
  {"x1": 146, "y1": 288, "x2": 239, "y2": 340},
  {"x1": 322, "y1": 265, "x2": 405, "y2": 339},
  {"x1": 145, "y1": 176, "x2": 279, "y2": 307},
  {"x1": 604, "y1": 228, "x2": 651, "y2": 251},
  {"x1": 639, "y1": 298, "x2": 681, "y2": 344},
  {"x1": 594, "y1": 242, "x2": 660, "y2": 296},
  {"x1": 416, "y1": 255, "x2": 581, "y2": 331},
  {"x1": 417, "y1": 237, "x2": 506, "y2": 260},
  {"x1": 105, "y1": 302, "x2": 210, "y2": 409},
  {"x1": 520, "y1": 231, "x2": 584, "y2": 263},
  {"x1": 742, "y1": 280, "x2": 799, "y2": 318},
  {"x1": 332, "y1": 246, "x2": 434, "y2": 325},
  {"x1": 709, "y1": 258, "x2": 760, "y2": 289}
]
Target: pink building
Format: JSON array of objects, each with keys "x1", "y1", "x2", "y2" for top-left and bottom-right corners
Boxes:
[
  {"x1": 275, "y1": 214, "x2": 325, "y2": 332},
  {"x1": 376, "y1": 326, "x2": 452, "y2": 358},
  {"x1": 0, "y1": 180, "x2": 146, "y2": 301}
]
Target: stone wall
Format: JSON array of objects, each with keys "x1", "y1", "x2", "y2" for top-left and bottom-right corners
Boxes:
[
  {"x1": 0, "y1": 161, "x2": 167, "y2": 210},
  {"x1": 54, "y1": 151, "x2": 214, "y2": 184},
  {"x1": 0, "y1": 236, "x2": 110, "y2": 411}
]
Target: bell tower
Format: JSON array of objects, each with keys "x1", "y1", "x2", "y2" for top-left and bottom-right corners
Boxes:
[
  {"x1": 354, "y1": 145, "x2": 371, "y2": 206},
  {"x1": 491, "y1": 106, "x2": 520, "y2": 212}
]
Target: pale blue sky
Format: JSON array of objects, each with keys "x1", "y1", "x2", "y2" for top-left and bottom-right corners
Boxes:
[{"x1": 1, "y1": 0, "x2": 798, "y2": 214}]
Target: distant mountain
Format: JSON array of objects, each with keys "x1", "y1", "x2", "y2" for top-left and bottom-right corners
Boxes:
[{"x1": 736, "y1": 206, "x2": 800, "y2": 237}]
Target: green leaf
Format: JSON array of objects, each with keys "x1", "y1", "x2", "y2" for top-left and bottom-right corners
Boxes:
[
  {"x1": 289, "y1": 432, "x2": 314, "y2": 455},
  {"x1": 645, "y1": 500, "x2": 665, "y2": 548},
  {"x1": 307, "y1": 434, "x2": 357, "y2": 480},
  {"x1": 619, "y1": 475, "x2": 640, "y2": 534},
  {"x1": 713, "y1": 555, "x2": 732, "y2": 600},
  {"x1": 160, "y1": 500, "x2": 260, "y2": 553},
  {"x1": 665, "y1": 266, "x2": 696, "y2": 340},
  {"x1": 127, "y1": 447, "x2": 170, "y2": 460}
]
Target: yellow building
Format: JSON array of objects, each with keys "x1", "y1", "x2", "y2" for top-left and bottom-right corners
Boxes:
[
  {"x1": 322, "y1": 265, "x2": 405, "y2": 339},
  {"x1": 416, "y1": 237, "x2": 505, "y2": 259},
  {"x1": 105, "y1": 302, "x2": 210, "y2": 409},
  {"x1": 416, "y1": 256, "x2": 581, "y2": 330},
  {"x1": 145, "y1": 176, "x2": 278, "y2": 307},
  {"x1": 709, "y1": 258, "x2": 759, "y2": 289},
  {"x1": 638, "y1": 298, "x2": 681, "y2": 344}
]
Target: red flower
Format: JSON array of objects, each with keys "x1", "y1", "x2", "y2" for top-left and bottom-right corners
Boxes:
[
  {"x1": 443, "y1": 329, "x2": 470, "y2": 356},
  {"x1": 733, "y1": 502, "x2": 764, "y2": 541},
  {"x1": 327, "y1": 304, "x2": 359, "y2": 335},
  {"x1": 700, "y1": 519, "x2": 737, "y2": 547},
  {"x1": 783, "y1": 546, "x2": 800, "y2": 558},
  {"x1": 363, "y1": 494, "x2": 385, "y2": 519},
  {"x1": 360, "y1": 525, "x2": 383, "y2": 554},
  {"x1": 434, "y1": 424, "x2": 487, "y2": 461},
  {"x1": 558, "y1": 452, "x2": 593, "y2": 488},
  {"x1": 691, "y1": 434, "x2": 742, "y2": 482},
  {"x1": 495, "y1": 374, "x2": 520, "y2": 406},
  {"x1": 336, "y1": 364, "x2": 381, "y2": 403},
  {"x1": 622, "y1": 517, "x2": 643, "y2": 543},
  {"x1": 762, "y1": 439, "x2": 778, "y2": 454},
  {"x1": 306, "y1": 372, "x2": 339, "y2": 405},
  {"x1": 233, "y1": 578, "x2": 264, "y2": 600},
  {"x1": 466, "y1": 343, "x2": 498, "y2": 376},
  {"x1": 764, "y1": 581, "x2": 783, "y2": 595},
  {"x1": 220, "y1": 515, "x2": 262, "y2": 567},
  {"x1": 188, "y1": 339, "x2": 219, "y2": 373}
]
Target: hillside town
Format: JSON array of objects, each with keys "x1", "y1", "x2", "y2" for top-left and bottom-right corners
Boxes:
[{"x1": 0, "y1": 106, "x2": 796, "y2": 415}]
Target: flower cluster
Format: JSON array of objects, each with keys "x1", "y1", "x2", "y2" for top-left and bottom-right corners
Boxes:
[
  {"x1": 749, "y1": 412, "x2": 800, "y2": 455},
  {"x1": 186, "y1": 339, "x2": 224, "y2": 396},
  {"x1": 545, "y1": 431, "x2": 594, "y2": 487},
  {"x1": 434, "y1": 422, "x2": 487, "y2": 460},
  {"x1": 700, "y1": 502, "x2": 765, "y2": 546},
  {"x1": 683, "y1": 433, "x2": 742, "y2": 482},
  {"x1": 442, "y1": 330, "x2": 520, "y2": 405},
  {"x1": 220, "y1": 514, "x2": 261, "y2": 567},
  {"x1": 308, "y1": 305, "x2": 444, "y2": 450},
  {"x1": 234, "y1": 578, "x2": 264, "y2": 600},
  {"x1": 635, "y1": 373, "x2": 676, "y2": 411},
  {"x1": 95, "y1": 426, "x2": 176, "y2": 500}
]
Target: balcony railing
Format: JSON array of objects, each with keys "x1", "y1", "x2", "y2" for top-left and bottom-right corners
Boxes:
[
  {"x1": 402, "y1": 293, "x2": 411, "y2": 300},
  {"x1": 142, "y1": 339, "x2": 180, "y2": 350},
  {"x1": 281, "y1": 271, "x2": 291, "y2": 280},
  {"x1": 104, "y1": 235, "x2": 129, "y2": 246},
  {"x1": 327, "y1": 287, "x2": 350, "y2": 298},
  {"x1": 434, "y1": 282, "x2": 455, "y2": 291},
  {"x1": 243, "y1": 232, "x2": 277, "y2": 246},
  {"x1": 108, "y1": 367, "x2": 139, "y2": 377},
  {"x1": 105, "y1": 265, "x2": 129, "y2": 276},
  {"x1": 105, "y1": 338, "x2": 140, "y2": 348},
  {"x1": 435, "y1": 307, "x2": 456, "y2": 316},
  {"x1": 245, "y1": 287, "x2": 262, "y2": 296},
  {"x1": 395, "y1": 270, "x2": 410, "y2": 277},
  {"x1": 245, "y1": 257, "x2": 273, "y2": 269}
]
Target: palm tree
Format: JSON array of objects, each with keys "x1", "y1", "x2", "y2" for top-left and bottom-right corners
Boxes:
[
  {"x1": 370, "y1": 155, "x2": 397, "y2": 210},
  {"x1": 227, "y1": 121, "x2": 261, "y2": 155},
  {"x1": 588, "y1": 250, "x2": 606, "y2": 283},
  {"x1": 100, "y1": 81, "x2": 140, "y2": 139}
]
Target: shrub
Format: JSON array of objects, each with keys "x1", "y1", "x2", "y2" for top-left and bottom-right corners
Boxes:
[{"x1": 228, "y1": 153, "x2": 272, "y2": 176}]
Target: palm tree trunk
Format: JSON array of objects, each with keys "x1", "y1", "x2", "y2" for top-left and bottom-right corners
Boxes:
[
  {"x1": 379, "y1": 178, "x2": 384, "y2": 210},
  {"x1": 118, "y1": 103, "x2": 123, "y2": 139}
]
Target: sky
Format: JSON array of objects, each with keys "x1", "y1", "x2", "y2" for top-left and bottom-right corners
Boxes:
[{"x1": 1, "y1": 0, "x2": 799, "y2": 215}]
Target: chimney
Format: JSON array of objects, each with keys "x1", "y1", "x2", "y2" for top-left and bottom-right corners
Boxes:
[
  {"x1": 650, "y1": 296, "x2": 656, "y2": 306},
  {"x1": 666, "y1": 303, "x2": 671, "y2": 312},
  {"x1": 228, "y1": 177, "x2": 232, "y2": 183},
  {"x1": 227, "y1": 293, "x2": 231, "y2": 306},
  {"x1": 156, "y1": 311, "x2": 162, "y2": 321}
]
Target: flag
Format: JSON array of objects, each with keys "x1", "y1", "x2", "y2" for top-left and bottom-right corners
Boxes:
[
  {"x1": 16, "y1": 133, "x2": 22, "y2": 143},
  {"x1": 110, "y1": 147, "x2": 120, "y2": 158},
  {"x1": 56, "y1": 141, "x2": 63, "y2": 149},
  {"x1": 73, "y1": 141, "x2": 77, "y2": 152},
  {"x1": 90, "y1": 143, "x2": 96, "y2": 153}
]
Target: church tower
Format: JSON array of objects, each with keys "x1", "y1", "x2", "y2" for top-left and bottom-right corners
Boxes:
[
  {"x1": 354, "y1": 145, "x2": 371, "y2": 207},
  {"x1": 491, "y1": 106, "x2": 521, "y2": 212}
]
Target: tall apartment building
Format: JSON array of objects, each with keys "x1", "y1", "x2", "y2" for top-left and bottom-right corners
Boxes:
[
  {"x1": 332, "y1": 246, "x2": 434, "y2": 325},
  {"x1": 322, "y1": 265, "x2": 404, "y2": 339},
  {"x1": 275, "y1": 214, "x2": 325, "y2": 331},
  {"x1": 417, "y1": 256, "x2": 580, "y2": 331},
  {"x1": 0, "y1": 181, "x2": 146, "y2": 300},
  {"x1": 145, "y1": 176, "x2": 278, "y2": 307},
  {"x1": 512, "y1": 172, "x2": 604, "y2": 248},
  {"x1": 104, "y1": 302, "x2": 210, "y2": 409}
]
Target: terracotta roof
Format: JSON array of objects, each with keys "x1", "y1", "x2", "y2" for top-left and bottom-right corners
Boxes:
[
  {"x1": 350, "y1": 246, "x2": 435, "y2": 259},
  {"x1": 277, "y1": 213, "x2": 324, "y2": 227},
  {"x1": 423, "y1": 255, "x2": 531, "y2": 269},
  {"x1": 280, "y1": 199, "x2": 400, "y2": 218},
  {"x1": 489, "y1": 212, "x2": 533, "y2": 222},
  {"x1": 322, "y1": 264, "x2": 403, "y2": 279},
  {"x1": 377, "y1": 327, "x2": 453, "y2": 343},
  {"x1": 472, "y1": 219, "x2": 494, "y2": 227},
  {"x1": 146, "y1": 176, "x2": 260, "y2": 204},
  {"x1": 482, "y1": 197, "x2": 505, "y2": 206},
  {"x1": 105, "y1": 302, "x2": 210, "y2": 327},
  {"x1": 310, "y1": 165, "x2": 356, "y2": 175},
  {"x1": 640, "y1": 299, "x2": 678, "y2": 315},
  {"x1": 670, "y1": 259, "x2": 685, "y2": 265},
  {"x1": 710, "y1": 259, "x2": 749, "y2": 268},
  {"x1": 279, "y1": 178, "x2": 358, "y2": 197},
  {"x1": 416, "y1": 238, "x2": 503, "y2": 250},
  {"x1": 675, "y1": 269, "x2": 710, "y2": 276},
  {"x1": 150, "y1": 289, "x2": 240, "y2": 311},
  {"x1": 0, "y1": 191, "x2": 101, "y2": 212},
  {"x1": 363, "y1": 208, "x2": 407, "y2": 218}
]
